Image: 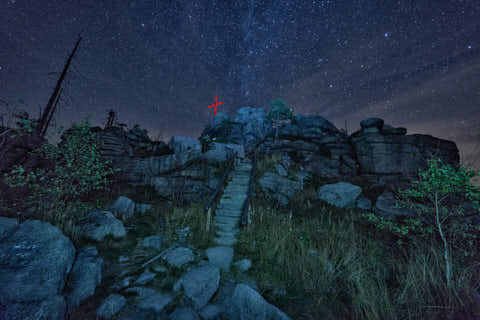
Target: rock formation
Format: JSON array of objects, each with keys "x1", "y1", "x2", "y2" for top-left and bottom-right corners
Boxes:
[{"x1": 83, "y1": 107, "x2": 460, "y2": 210}]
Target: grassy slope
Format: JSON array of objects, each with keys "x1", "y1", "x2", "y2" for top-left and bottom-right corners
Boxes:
[{"x1": 3, "y1": 152, "x2": 480, "y2": 319}]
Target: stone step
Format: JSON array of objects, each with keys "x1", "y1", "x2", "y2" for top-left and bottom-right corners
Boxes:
[
  {"x1": 215, "y1": 229, "x2": 240, "y2": 237},
  {"x1": 226, "y1": 180, "x2": 249, "y2": 184},
  {"x1": 219, "y1": 195, "x2": 246, "y2": 201},
  {"x1": 216, "y1": 211, "x2": 243, "y2": 219},
  {"x1": 223, "y1": 187, "x2": 248, "y2": 192},
  {"x1": 215, "y1": 203, "x2": 243, "y2": 213},
  {"x1": 216, "y1": 211, "x2": 243, "y2": 218},
  {"x1": 215, "y1": 223, "x2": 240, "y2": 233},
  {"x1": 220, "y1": 195, "x2": 247, "y2": 202},
  {"x1": 227, "y1": 180, "x2": 249, "y2": 186},
  {"x1": 228, "y1": 185, "x2": 249, "y2": 188},
  {"x1": 213, "y1": 235, "x2": 237, "y2": 246},
  {"x1": 214, "y1": 213, "x2": 241, "y2": 221},
  {"x1": 214, "y1": 220, "x2": 239, "y2": 229},
  {"x1": 218, "y1": 202, "x2": 244, "y2": 210},
  {"x1": 223, "y1": 189, "x2": 248, "y2": 194},
  {"x1": 233, "y1": 170, "x2": 251, "y2": 174},
  {"x1": 226, "y1": 180, "x2": 249, "y2": 185},
  {"x1": 230, "y1": 175, "x2": 250, "y2": 180},
  {"x1": 236, "y1": 165, "x2": 252, "y2": 169},
  {"x1": 214, "y1": 216, "x2": 240, "y2": 226},
  {"x1": 222, "y1": 188, "x2": 248, "y2": 193}
]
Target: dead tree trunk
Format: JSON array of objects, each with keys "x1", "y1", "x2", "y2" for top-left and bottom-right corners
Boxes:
[
  {"x1": 41, "y1": 88, "x2": 62, "y2": 138},
  {"x1": 104, "y1": 109, "x2": 116, "y2": 129},
  {"x1": 36, "y1": 35, "x2": 82, "y2": 137}
]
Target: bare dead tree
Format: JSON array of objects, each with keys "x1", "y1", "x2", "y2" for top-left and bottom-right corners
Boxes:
[
  {"x1": 36, "y1": 35, "x2": 82, "y2": 137},
  {"x1": 41, "y1": 88, "x2": 63, "y2": 138},
  {"x1": 104, "y1": 109, "x2": 117, "y2": 129}
]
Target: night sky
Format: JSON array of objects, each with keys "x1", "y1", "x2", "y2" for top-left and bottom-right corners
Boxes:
[{"x1": 1, "y1": 1, "x2": 480, "y2": 173}]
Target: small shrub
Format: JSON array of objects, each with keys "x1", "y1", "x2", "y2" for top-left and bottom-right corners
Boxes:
[{"x1": 3, "y1": 119, "x2": 122, "y2": 226}]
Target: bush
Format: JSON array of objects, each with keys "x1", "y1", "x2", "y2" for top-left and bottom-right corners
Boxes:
[{"x1": 3, "y1": 119, "x2": 122, "y2": 221}]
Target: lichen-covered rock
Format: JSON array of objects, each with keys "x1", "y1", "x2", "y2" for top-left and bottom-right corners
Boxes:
[
  {"x1": 0, "y1": 220, "x2": 76, "y2": 320},
  {"x1": 79, "y1": 210, "x2": 126, "y2": 241},
  {"x1": 66, "y1": 246, "x2": 103, "y2": 312},
  {"x1": 316, "y1": 182, "x2": 363, "y2": 208}
]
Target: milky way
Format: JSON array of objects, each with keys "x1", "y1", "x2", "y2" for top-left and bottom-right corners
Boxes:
[{"x1": 0, "y1": 1, "x2": 479, "y2": 174}]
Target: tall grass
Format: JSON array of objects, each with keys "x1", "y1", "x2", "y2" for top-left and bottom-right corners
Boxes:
[{"x1": 232, "y1": 196, "x2": 480, "y2": 319}]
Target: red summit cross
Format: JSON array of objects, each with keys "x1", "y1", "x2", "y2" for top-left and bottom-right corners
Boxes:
[{"x1": 208, "y1": 96, "x2": 224, "y2": 115}]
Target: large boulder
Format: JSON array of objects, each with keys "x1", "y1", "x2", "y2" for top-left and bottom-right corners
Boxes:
[
  {"x1": 351, "y1": 117, "x2": 460, "y2": 177},
  {"x1": 316, "y1": 182, "x2": 363, "y2": 208},
  {"x1": 0, "y1": 219, "x2": 76, "y2": 320}
]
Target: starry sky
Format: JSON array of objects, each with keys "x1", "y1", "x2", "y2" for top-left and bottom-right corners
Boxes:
[{"x1": 1, "y1": 0, "x2": 480, "y2": 174}]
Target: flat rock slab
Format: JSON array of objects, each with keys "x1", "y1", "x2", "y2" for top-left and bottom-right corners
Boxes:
[
  {"x1": 160, "y1": 245, "x2": 195, "y2": 268},
  {"x1": 206, "y1": 246, "x2": 234, "y2": 271},
  {"x1": 174, "y1": 263, "x2": 220, "y2": 310},
  {"x1": 125, "y1": 287, "x2": 173, "y2": 314}
]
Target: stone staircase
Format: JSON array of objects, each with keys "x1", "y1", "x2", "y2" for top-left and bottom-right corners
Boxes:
[{"x1": 213, "y1": 158, "x2": 253, "y2": 246}]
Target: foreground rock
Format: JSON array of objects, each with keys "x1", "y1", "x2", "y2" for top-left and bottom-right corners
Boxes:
[
  {"x1": 66, "y1": 246, "x2": 104, "y2": 312},
  {"x1": 0, "y1": 219, "x2": 76, "y2": 319},
  {"x1": 227, "y1": 284, "x2": 291, "y2": 320},
  {"x1": 78, "y1": 210, "x2": 126, "y2": 241}
]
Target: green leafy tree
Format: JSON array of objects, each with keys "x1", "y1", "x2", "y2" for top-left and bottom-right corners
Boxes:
[
  {"x1": 394, "y1": 157, "x2": 480, "y2": 288},
  {"x1": 267, "y1": 99, "x2": 294, "y2": 140},
  {"x1": 3, "y1": 118, "x2": 122, "y2": 221},
  {"x1": 362, "y1": 157, "x2": 480, "y2": 289}
]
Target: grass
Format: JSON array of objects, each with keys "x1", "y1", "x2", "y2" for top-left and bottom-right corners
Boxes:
[{"x1": 2, "y1": 152, "x2": 480, "y2": 320}]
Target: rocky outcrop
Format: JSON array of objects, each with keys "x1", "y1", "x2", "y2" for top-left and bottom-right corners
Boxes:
[
  {"x1": 72, "y1": 107, "x2": 460, "y2": 210},
  {"x1": 351, "y1": 117, "x2": 460, "y2": 177}
]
